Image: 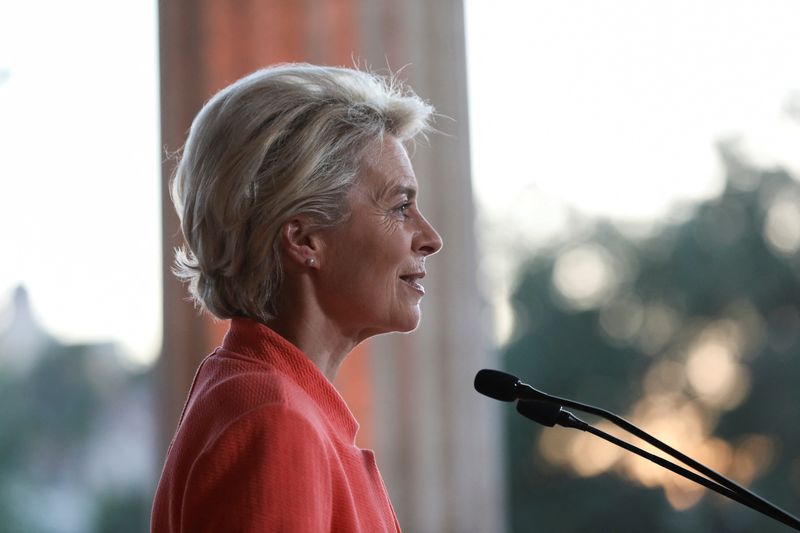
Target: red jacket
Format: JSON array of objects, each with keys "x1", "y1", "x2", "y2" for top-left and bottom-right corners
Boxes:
[{"x1": 151, "y1": 318, "x2": 401, "y2": 532}]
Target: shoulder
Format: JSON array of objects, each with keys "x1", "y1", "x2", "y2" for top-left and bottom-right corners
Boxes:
[
  {"x1": 204, "y1": 402, "x2": 330, "y2": 457},
  {"x1": 188, "y1": 351, "x2": 325, "y2": 433}
]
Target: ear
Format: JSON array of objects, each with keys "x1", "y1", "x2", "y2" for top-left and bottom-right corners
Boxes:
[{"x1": 280, "y1": 217, "x2": 323, "y2": 269}]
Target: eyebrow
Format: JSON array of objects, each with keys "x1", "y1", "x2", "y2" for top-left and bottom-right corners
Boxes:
[{"x1": 381, "y1": 183, "x2": 417, "y2": 201}]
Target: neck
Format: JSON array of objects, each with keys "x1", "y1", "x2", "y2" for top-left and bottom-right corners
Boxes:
[{"x1": 265, "y1": 305, "x2": 360, "y2": 382}]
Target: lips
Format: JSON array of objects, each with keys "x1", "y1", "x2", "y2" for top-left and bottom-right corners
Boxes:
[{"x1": 399, "y1": 272, "x2": 426, "y2": 294}]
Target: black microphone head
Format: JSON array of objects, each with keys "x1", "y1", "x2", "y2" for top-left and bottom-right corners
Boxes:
[
  {"x1": 516, "y1": 400, "x2": 563, "y2": 427},
  {"x1": 474, "y1": 369, "x2": 519, "y2": 402}
]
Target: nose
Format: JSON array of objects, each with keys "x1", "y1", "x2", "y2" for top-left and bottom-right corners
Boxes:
[{"x1": 414, "y1": 213, "x2": 443, "y2": 257}]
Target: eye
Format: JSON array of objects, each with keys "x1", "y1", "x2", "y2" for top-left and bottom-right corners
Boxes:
[{"x1": 395, "y1": 202, "x2": 413, "y2": 217}]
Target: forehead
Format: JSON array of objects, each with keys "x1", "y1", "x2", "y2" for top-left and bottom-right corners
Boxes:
[{"x1": 356, "y1": 137, "x2": 418, "y2": 195}]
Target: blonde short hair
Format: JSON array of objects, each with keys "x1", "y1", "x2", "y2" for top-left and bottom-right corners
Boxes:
[{"x1": 171, "y1": 64, "x2": 434, "y2": 321}]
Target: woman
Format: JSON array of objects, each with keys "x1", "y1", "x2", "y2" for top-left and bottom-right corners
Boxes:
[{"x1": 151, "y1": 64, "x2": 442, "y2": 532}]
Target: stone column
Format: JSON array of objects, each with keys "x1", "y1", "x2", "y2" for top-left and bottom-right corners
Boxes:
[
  {"x1": 158, "y1": 0, "x2": 356, "y2": 452},
  {"x1": 359, "y1": 2, "x2": 506, "y2": 531}
]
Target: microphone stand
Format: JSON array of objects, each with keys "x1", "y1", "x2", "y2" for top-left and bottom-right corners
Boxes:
[
  {"x1": 516, "y1": 400, "x2": 800, "y2": 531},
  {"x1": 513, "y1": 379, "x2": 800, "y2": 529}
]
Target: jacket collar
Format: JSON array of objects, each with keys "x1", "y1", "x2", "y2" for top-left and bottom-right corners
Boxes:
[{"x1": 220, "y1": 317, "x2": 360, "y2": 444}]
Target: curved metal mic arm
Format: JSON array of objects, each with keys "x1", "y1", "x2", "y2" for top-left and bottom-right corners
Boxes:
[
  {"x1": 516, "y1": 400, "x2": 800, "y2": 531},
  {"x1": 474, "y1": 369, "x2": 800, "y2": 530},
  {"x1": 514, "y1": 380, "x2": 800, "y2": 530}
]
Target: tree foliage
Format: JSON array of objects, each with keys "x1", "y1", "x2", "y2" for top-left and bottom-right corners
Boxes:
[{"x1": 505, "y1": 146, "x2": 800, "y2": 532}]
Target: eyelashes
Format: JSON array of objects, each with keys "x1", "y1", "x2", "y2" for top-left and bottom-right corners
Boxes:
[{"x1": 395, "y1": 202, "x2": 413, "y2": 217}]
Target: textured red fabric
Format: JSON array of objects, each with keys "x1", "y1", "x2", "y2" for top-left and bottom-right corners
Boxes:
[{"x1": 151, "y1": 318, "x2": 401, "y2": 532}]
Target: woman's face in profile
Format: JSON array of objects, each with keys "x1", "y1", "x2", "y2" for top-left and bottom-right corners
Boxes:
[{"x1": 315, "y1": 137, "x2": 443, "y2": 339}]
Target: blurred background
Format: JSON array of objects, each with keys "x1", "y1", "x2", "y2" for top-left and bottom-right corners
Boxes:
[{"x1": 1, "y1": 0, "x2": 799, "y2": 531}]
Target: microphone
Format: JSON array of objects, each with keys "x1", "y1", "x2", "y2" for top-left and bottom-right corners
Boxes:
[
  {"x1": 475, "y1": 369, "x2": 800, "y2": 531},
  {"x1": 474, "y1": 369, "x2": 550, "y2": 402},
  {"x1": 475, "y1": 368, "x2": 758, "y2": 492},
  {"x1": 514, "y1": 400, "x2": 587, "y2": 430},
  {"x1": 513, "y1": 401, "x2": 784, "y2": 523}
]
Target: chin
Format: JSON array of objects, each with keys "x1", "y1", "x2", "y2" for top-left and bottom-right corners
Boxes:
[
  {"x1": 394, "y1": 322, "x2": 419, "y2": 334},
  {"x1": 393, "y1": 312, "x2": 421, "y2": 333},
  {"x1": 360, "y1": 316, "x2": 419, "y2": 339},
  {"x1": 364, "y1": 306, "x2": 422, "y2": 336}
]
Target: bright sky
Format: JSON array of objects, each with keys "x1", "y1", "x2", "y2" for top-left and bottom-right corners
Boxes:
[
  {"x1": 0, "y1": 0, "x2": 161, "y2": 365},
  {"x1": 466, "y1": 0, "x2": 800, "y2": 225},
  {"x1": 1, "y1": 0, "x2": 799, "y2": 363},
  {"x1": 465, "y1": 0, "x2": 800, "y2": 343}
]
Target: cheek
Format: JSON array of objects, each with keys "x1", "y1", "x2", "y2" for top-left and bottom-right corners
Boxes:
[
  {"x1": 327, "y1": 225, "x2": 409, "y2": 296},
  {"x1": 328, "y1": 245, "x2": 392, "y2": 294},
  {"x1": 349, "y1": 234, "x2": 404, "y2": 275},
  {"x1": 359, "y1": 259, "x2": 399, "y2": 296}
]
